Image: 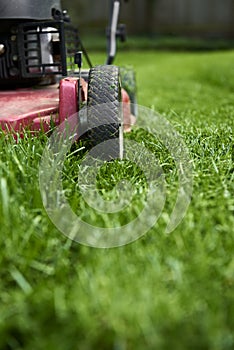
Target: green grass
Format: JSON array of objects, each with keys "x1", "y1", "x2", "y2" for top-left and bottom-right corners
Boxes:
[{"x1": 0, "y1": 50, "x2": 234, "y2": 349}]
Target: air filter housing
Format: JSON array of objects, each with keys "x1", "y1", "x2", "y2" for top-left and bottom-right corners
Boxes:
[{"x1": 0, "y1": 0, "x2": 62, "y2": 20}]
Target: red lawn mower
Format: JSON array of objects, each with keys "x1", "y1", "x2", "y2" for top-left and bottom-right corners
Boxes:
[{"x1": 0, "y1": 0, "x2": 136, "y2": 155}]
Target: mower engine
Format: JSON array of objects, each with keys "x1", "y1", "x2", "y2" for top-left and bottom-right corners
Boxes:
[{"x1": 0, "y1": 0, "x2": 78, "y2": 87}]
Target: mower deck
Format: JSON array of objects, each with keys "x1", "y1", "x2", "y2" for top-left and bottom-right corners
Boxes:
[{"x1": 0, "y1": 84, "x2": 60, "y2": 132}]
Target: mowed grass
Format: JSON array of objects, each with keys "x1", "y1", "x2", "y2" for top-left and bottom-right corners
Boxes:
[{"x1": 0, "y1": 50, "x2": 234, "y2": 349}]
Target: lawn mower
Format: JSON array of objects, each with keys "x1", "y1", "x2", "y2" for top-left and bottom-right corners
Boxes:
[{"x1": 0, "y1": 0, "x2": 136, "y2": 155}]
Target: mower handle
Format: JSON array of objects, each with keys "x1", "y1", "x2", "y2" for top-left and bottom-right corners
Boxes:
[{"x1": 106, "y1": 0, "x2": 126, "y2": 65}]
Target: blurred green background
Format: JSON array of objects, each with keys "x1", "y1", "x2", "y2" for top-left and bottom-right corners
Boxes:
[{"x1": 61, "y1": 0, "x2": 234, "y2": 50}]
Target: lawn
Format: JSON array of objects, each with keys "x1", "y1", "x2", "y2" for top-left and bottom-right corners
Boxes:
[{"x1": 0, "y1": 50, "x2": 234, "y2": 349}]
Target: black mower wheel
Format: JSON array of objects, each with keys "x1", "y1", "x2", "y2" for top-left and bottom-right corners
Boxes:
[{"x1": 87, "y1": 65, "x2": 123, "y2": 159}]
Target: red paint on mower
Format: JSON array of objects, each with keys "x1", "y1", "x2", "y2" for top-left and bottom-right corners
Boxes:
[
  {"x1": 0, "y1": 85, "x2": 59, "y2": 132},
  {"x1": 0, "y1": 78, "x2": 132, "y2": 134}
]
